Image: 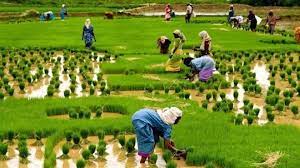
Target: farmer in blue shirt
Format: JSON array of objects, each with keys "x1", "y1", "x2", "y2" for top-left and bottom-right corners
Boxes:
[
  {"x1": 132, "y1": 107, "x2": 186, "y2": 163},
  {"x1": 183, "y1": 55, "x2": 216, "y2": 82}
]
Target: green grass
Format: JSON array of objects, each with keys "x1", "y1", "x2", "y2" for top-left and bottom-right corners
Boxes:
[{"x1": 0, "y1": 17, "x2": 297, "y2": 54}]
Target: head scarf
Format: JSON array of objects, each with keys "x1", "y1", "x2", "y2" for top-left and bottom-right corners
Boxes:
[
  {"x1": 173, "y1": 30, "x2": 186, "y2": 42},
  {"x1": 199, "y1": 31, "x2": 211, "y2": 50},
  {"x1": 85, "y1": 19, "x2": 91, "y2": 28},
  {"x1": 62, "y1": 4, "x2": 65, "y2": 8},
  {"x1": 157, "y1": 107, "x2": 182, "y2": 125}
]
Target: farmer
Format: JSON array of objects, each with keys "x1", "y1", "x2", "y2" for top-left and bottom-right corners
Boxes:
[
  {"x1": 82, "y1": 19, "x2": 96, "y2": 49},
  {"x1": 165, "y1": 30, "x2": 186, "y2": 72},
  {"x1": 247, "y1": 10, "x2": 257, "y2": 32},
  {"x1": 295, "y1": 27, "x2": 300, "y2": 43},
  {"x1": 265, "y1": 10, "x2": 278, "y2": 35},
  {"x1": 183, "y1": 54, "x2": 216, "y2": 82},
  {"x1": 40, "y1": 11, "x2": 54, "y2": 21},
  {"x1": 230, "y1": 15, "x2": 243, "y2": 29},
  {"x1": 165, "y1": 4, "x2": 172, "y2": 21},
  {"x1": 199, "y1": 31, "x2": 212, "y2": 55},
  {"x1": 132, "y1": 107, "x2": 187, "y2": 163},
  {"x1": 60, "y1": 4, "x2": 67, "y2": 21},
  {"x1": 228, "y1": 4, "x2": 234, "y2": 23},
  {"x1": 157, "y1": 36, "x2": 171, "y2": 54},
  {"x1": 185, "y1": 3, "x2": 193, "y2": 23}
]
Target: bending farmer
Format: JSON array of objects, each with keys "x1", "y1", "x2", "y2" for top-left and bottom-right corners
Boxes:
[
  {"x1": 132, "y1": 107, "x2": 186, "y2": 163},
  {"x1": 199, "y1": 31, "x2": 212, "y2": 55},
  {"x1": 183, "y1": 55, "x2": 216, "y2": 82},
  {"x1": 165, "y1": 30, "x2": 186, "y2": 72},
  {"x1": 157, "y1": 36, "x2": 171, "y2": 54}
]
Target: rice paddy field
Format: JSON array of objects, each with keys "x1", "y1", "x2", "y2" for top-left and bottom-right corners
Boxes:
[{"x1": 0, "y1": 2, "x2": 300, "y2": 168}]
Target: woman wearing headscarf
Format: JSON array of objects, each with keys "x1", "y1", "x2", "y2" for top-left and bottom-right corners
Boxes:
[
  {"x1": 185, "y1": 3, "x2": 193, "y2": 23},
  {"x1": 247, "y1": 10, "x2": 257, "y2": 32},
  {"x1": 183, "y1": 55, "x2": 216, "y2": 82},
  {"x1": 295, "y1": 27, "x2": 300, "y2": 43},
  {"x1": 132, "y1": 107, "x2": 186, "y2": 163},
  {"x1": 165, "y1": 4, "x2": 172, "y2": 21},
  {"x1": 82, "y1": 19, "x2": 96, "y2": 49},
  {"x1": 199, "y1": 31, "x2": 212, "y2": 55},
  {"x1": 265, "y1": 10, "x2": 278, "y2": 35},
  {"x1": 60, "y1": 4, "x2": 67, "y2": 20},
  {"x1": 165, "y1": 30, "x2": 186, "y2": 72},
  {"x1": 157, "y1": 36, "x2": 171, "y2": 54}
]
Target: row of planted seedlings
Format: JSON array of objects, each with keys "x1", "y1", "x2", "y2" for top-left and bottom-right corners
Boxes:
[
  {"x1": 46, "y1": 104, "x2": 128, "y2": 120},
  {"x1": 0, "y1": 130, "x2": 45, "y2": 166},
  {"x1": 192, "y1": 49, "x2": 299, "y2": 126},
  {"x1": 239, "y1": 24, "x2": 294, "y2": 38},
  {"x1": 0, "y1": 48, "x2": 116, "y2": 99}
]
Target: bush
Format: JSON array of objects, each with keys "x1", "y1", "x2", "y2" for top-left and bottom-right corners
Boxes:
[
  {"x1": 80, "y1": 129, "x2": 89, "y2": 140},
  {"x1": 0, "y1": 143, "x2": 8, "y2": 156},
  {"x1": 82, "y1": 149, "x2": 91, "y2": 160},
  {"x1": 284, "y1": 98, "x2": 291, "y2": 106},
  {"x1": 62, "y1": 144, "x2": 70, "y2": 155},
  {"x1": 166, "y1": 160, "x2": 177, "y2": 168},
  {"x1": 118, "y1": 135, "x2": 126, "y2": 147},
  {"x1": 64, "y1": 90, "x2": 70, "y2": 98},
  {"x1": 76, "y1": 159, "x2": 86, "y2": 168},
  {"x1": 88, "y1": 144, "x2": 96, "y2": 154},
  {"x1": 125, "y1": 140, "x2": 135, "y2": 154},
  {"x1": 235, "y1": 114, "x2": 244, "y2": 125},
  {"x1": 72, "y1": 133, "x2": 80, "y2": 145},
  {"x1": 267, "y1": 112, "x2": 275, "y2": 122},
  {"x1": 97, "y1": 130, "x2": 105, "y2": 140},
  {"x1": 97, "y1": 145, "x2": 106, "y2": 156},
  {"x1": 19, "y1": 146, "x2": 29, "y2": 159},
  {"x1": 291, "y1": 105, "x2": 299, "y2": 116},
  {"x1": 276, "y1": 102, "x2": 285, "y2": 112},
  {"x1": 149, "y1": 153, "x2": 158, "y2": 164},
  {"x1": 161, "y1": 150, "x2": 173, "y2": 164}
]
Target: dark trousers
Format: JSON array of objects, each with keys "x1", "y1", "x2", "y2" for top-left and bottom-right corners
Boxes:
[{"x1": 185, "y1": 14, "x2": 192, "y2": 23}]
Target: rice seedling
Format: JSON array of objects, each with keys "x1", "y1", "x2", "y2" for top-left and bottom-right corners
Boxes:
[{"x1": 76, "y1": 159, "x2": 86, "y2": 168}]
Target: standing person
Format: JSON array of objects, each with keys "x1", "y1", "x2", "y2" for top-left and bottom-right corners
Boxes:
[
  {"x1": 183, "y1": 54, "x2": 216, "y2": 82},
  {"x1": 165, "y1": 4, "x2": 172, "y2": 21},
  {"x1": 247, "y1": 10, "x2": 257, "y2": 32},
  {"x1": 132, "y1": 107, "x2": 187, "y2": 163},
  {"x1": 199, "y1": 31, "x2": 212, "y2": 55},
  {"x1": 265, "y1": 10, "x2": 278, "y2": 35},
  {"x1": 82, "y1": 19, "x2": 96, "y2": 49},
  {"x1": 157, "y1": 36, "x2": 171, "y2": 54},
  {"x1": 165, "y1": 30, "x2": 186, "y2": 72},
  {"x1": 60, "y1": 4, "x2": 67, "y2": 21},
  {"x1": 295, "y1": 27, "x2": 300, "y2": 43},
  {"x1": 185, "y1": 3, "x2": 193, "y2": 23},
  {"x1": 228, "y1": 4, "x2": 234, "y2": 23}
]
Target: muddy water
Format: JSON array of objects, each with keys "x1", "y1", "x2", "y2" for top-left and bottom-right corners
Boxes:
[
  {"x1": 3, "y1": 139, "x2": 45, "y2": 168},
  {"x1": 55, "y1": 135, "x2": 191, "y2": 168},
  {"x1": 252, "y1": 63, "x2": 270, "y2": 91}
]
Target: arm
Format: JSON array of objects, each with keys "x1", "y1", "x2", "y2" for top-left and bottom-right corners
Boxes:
[{"x1": 82, "y1": 27, "x2": 85, "y2": 40}]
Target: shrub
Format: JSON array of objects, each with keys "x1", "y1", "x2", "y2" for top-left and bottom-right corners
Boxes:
[
  {"x1": 64, "y1": 90, "x2": 70, "y2": 98},
  {"x1": 97, "y1": 130, "x2": 105, "y2": 140},
  {"x1": 62, "y1": 144, "x2": 70, "y2": 155},
  {"x1": 19, "y1": 146, "x2": 29, "y2": 159},
  {"x1": 235, "y1": 114, "x2": 244, "y2": 125},
  {"x1": 0, "y1": 92, "x2": 4, "y2": 100},
  {"x1": 163, "y1": 150, "x2": 172, "y2": 162},
  {"x1": 72, "y1": 133, "x2": 80, "y2": 145},
  {"x1": 291, "y1": 105, "x2": 299, "y2": 116},
  {"x1": 206, "y1": 92, "x2": 212, "y2": 101},
  {"x1": 220, "y1": 92, "x2": 226, "y2": 100},
  {"x1": 76, "y1": 159, "x2": 86, "y2": 168},
  {"x1": 166, "y1": 160, "x2": 177, "y2": 168},
  {"x1": 88, "y1": 144, "x2": 96, "y2": 154},
  {"x1": 80, "y1": 129, "x2": 89, "y2": 140},
  {"x1": 82, "y1": 149, "x2": 91, "y2": 161},
  {"x1": 276, "y1": 102, "x2": 285, "y2": 112},
  {"x1": 267, "y1": 112, "x2": 275, "y2": 122},
  {"x1": 125, "y1": 141, "x2": 135, "y2": 154},
  {"x1": 118, "y1": 135, "x2": 126, "y2": 147},
  {"x1": 149, "y1": 153, "x2": 158, "y2": 164},
  {"x1": 97, "y1": 145, "x2": 106, "y2": 156},
  {"x1": 112, "y1": 128, "x2": 120, "y2": 139},
  {"x1": 284, "y1": 98, "x2": 291, "y2": 106},
  {"x1": 0, "y1": 143, "x2": 8, "y2": 157},
  {"x1": 201, "y1": 100, "x2": 208, "y2": 109}
]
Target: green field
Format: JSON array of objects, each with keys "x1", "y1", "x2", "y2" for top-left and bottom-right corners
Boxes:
[{"x1": 0, "y1": 14, "x2": 300, "y2": 168}]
